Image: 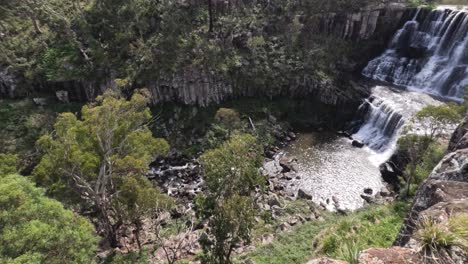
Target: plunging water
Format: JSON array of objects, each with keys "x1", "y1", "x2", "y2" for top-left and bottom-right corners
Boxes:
[{"x1": 363, "y1": 8, "x2": 468, "y2": 100}]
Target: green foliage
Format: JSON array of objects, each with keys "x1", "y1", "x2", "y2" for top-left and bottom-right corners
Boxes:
[
  {"x1": 197, "y1": 134, "x2": 264, "y2": 263},
  {"x1": 414, "y1": 105, "x2": 462, "y2": 139},
  {"x1": 448, "y1": 214, "x2": 468, "y2": 251},
  {"x1": 33, "y1": 90, "x2": 170, "y2": 246},
  {"x1": 0, "y1": 99, "x2": 82, "y2": 171},
  {"x1": 245, "y1": 202, "x2": 409, "y2": 264},
  {"x1": 398, "y1": 135, "x2": 445, "y2": 197},
  {"x1": 200, "y1": 195, "x2": 256, "y2": 264},
  {"x1": 416, "y1": 216, "x2": 457, "y2": 253},
  {"x1": 1, "y1": 0, "x2": 369, "y2": 99},
  {"x1": 0, "y1": 154, "x2": 17, "y2": 176},
  {"x1": 0, "y1": 174, "x2": 98, "y2": 263},
  {"x1": 214, "y1": 108, "x2": 242, "y2": 132},
  {"x1": 199, "y1": 134, "x2": 263, "y2": 200},
  {"x1": 313, "y1": 202, "x2": 409, "y2": 263}
]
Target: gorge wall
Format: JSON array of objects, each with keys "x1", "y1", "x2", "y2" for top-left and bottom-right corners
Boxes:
[{"x1": 0, "y1": 3, "x2": 412, "y2": 111}]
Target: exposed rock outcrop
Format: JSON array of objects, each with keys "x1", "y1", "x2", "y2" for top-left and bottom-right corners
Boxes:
[
  {"x1": 395, "y1": 117, "x2": 468, "y2": 248},
  {"x1": 314, "y1": 3, "x2": 409, "y2": 41},
  {"x1": 357, "y1": 247, "x2": 423, "y2": 264}
]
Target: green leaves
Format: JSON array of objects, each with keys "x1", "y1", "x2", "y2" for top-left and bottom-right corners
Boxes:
[
  {"x1": 200, "y1": 134, "x2": 263, "y2": 198},
  {"x1": 33, "y1": 90, "x2": 171, "y2": 246},
  {"x1": 198, "y1": 134, "x2": 263, "y2": 263},
  {"x1": 0, "y1": 154, "x2": 17, "y2": 176},
  {"x1": 0, "y1": 174, "x2": 98, "y2": 264}
]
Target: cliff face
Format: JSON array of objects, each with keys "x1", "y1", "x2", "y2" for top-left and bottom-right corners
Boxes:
[
  {"x1": 1, "y1": 4, "x2": 411, "y2": 110},
  {"x1": 146, "y1": 4, "x2": 410, "y2": 107}
]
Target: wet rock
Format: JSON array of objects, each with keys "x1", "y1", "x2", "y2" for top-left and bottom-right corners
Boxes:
[
  {"x1": 352, "y1": 140, "x2": 364, "y2": 148},
  {"x1": 379, "y1": 162, "x2": 402, "y2": 189},
  {"x1": 288, "y1": 131, "x2": 297, "y2": 140},
  {"x1": 297, "y1": 189, "x2": 313, "y2": 200},
  {"x1": 279, "y1": 156, "x2": 297, "y2": 173},
  {"x1": 363, "y1": 188, "x2": 373, "y2": 195}
]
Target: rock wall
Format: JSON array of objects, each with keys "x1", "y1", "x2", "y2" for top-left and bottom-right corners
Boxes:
[
  {"x1": 0, "y1": 4, "x2": 412, "y2": 110},
  {"x1": 313, "y1": 3, "x2": 409, "y2": 41},
  {"x1": 395, "y1": 117, "x2": 468, "y2": 248}
]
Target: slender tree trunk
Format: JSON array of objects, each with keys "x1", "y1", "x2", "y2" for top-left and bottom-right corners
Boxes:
[
  {"x1": 208, "y1": 0, "x2": 213, "y2": 33},
  {"x1": 29, "y1": 14, "x2": 42, "y2": 34},
  {"x1": 135, "y1": 220, "x2": 142, "y2": 252}
]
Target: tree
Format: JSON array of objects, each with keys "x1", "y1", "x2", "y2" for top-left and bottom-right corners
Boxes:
[
  {"x1": 33, "y1": 89, "x2": 170, "y2": 248},
  {"x1": 197, "y1": 134, "x2": 263, "y2": 263},
  {"x1": 214, "y1": 108, "x2": 242, "y2": 135},
  {"x1": 0, "y1": 174, "x2": 98, "y2": 263},
  {"x1": 0, "y1": 153, "x2": 17, "y2": 176},
  {"x1": 414, "y1": 105, "x2": 462, "y2": 140},
  {"x1": 398, "y1": 135, "x2": 441, "y2": 198}
]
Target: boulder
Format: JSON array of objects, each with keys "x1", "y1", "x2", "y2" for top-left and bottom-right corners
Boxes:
[
  {"x1": 363, "y1": 188, "x2": 373, "y2": 195},
  {"x1": 260, "y1": 233, "x2": 274, "y2": 245},
  {"x1": 32, "y1": 98, "x2": 47, "y2": 106},
  {"x1": 358, "y1": 247, "x2": 422, "y2": 264},
  {"x1": 297, "y1": 189, "x2": 313, "y2": 200},
  {"x1": 279, "y1": 156, "x2": 297, "y2": 173},
  {"x1": 379, "y1": 162, "x2": 402, "y2": 190},
  {"x1": 55, "y1": 90, "x2": 69, "y2": 102},
  {"x1": 352, "y1": 140, "x2": 364, "y2": 148}
]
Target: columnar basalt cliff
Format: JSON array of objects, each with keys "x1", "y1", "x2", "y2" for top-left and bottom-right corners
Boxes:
[{"x1": 0, "y1": 4, "x2": 412, "y2": 110}]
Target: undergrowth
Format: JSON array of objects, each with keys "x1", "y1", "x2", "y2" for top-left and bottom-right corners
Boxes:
[{"x1": 242, "y1": 201, "x2": 409, "y2": 264}]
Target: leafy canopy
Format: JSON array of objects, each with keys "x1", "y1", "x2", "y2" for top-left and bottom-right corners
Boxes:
[
  {"x1": 0, "y1": 174, "x2": 98, "y2": 264},
  {"x1": 33, "y1": 89, "x2": 170, "y2": 246},
  {"x1": 197, "y1": 134, "x2": 264, "y2": 263}
]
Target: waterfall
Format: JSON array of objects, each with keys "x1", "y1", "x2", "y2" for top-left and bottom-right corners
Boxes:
[
  {"x1": 351, "y1": 86, "x2": 444, "y2": 154},
  {"x1": 363, "y1": 8, "x2": 468, "y2": 100},
  {"x1": 353, "y1": 96, "x2": 404, "y2": 152}
]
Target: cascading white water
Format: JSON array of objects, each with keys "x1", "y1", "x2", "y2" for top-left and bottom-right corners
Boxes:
[
  {"x1": 363, "y1": 8, "x2": 468, "y2": 100},
  {"x1": 353, "y1": 96, "x2": 404, "y2": 152},
  {"x1": 352, "y1": 86, "x2": 443, "y2": 160}
]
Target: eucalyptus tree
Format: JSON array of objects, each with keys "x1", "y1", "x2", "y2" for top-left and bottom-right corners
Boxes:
[{"x1": 34, "y1": 89, "x2": 171, "y2": 247}]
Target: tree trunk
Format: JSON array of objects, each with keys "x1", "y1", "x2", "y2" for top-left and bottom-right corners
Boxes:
[
  {"x1": 29, "y1": 14, "x2": 42, "y2": 34},
  {"x1": 208, "y1": 0, "x2": 214, "y2": 33}
]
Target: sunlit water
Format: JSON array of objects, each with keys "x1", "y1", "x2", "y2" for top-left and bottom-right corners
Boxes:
[{"x1": 282, "y1": 85, "x2": 444, "y2": 211}]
